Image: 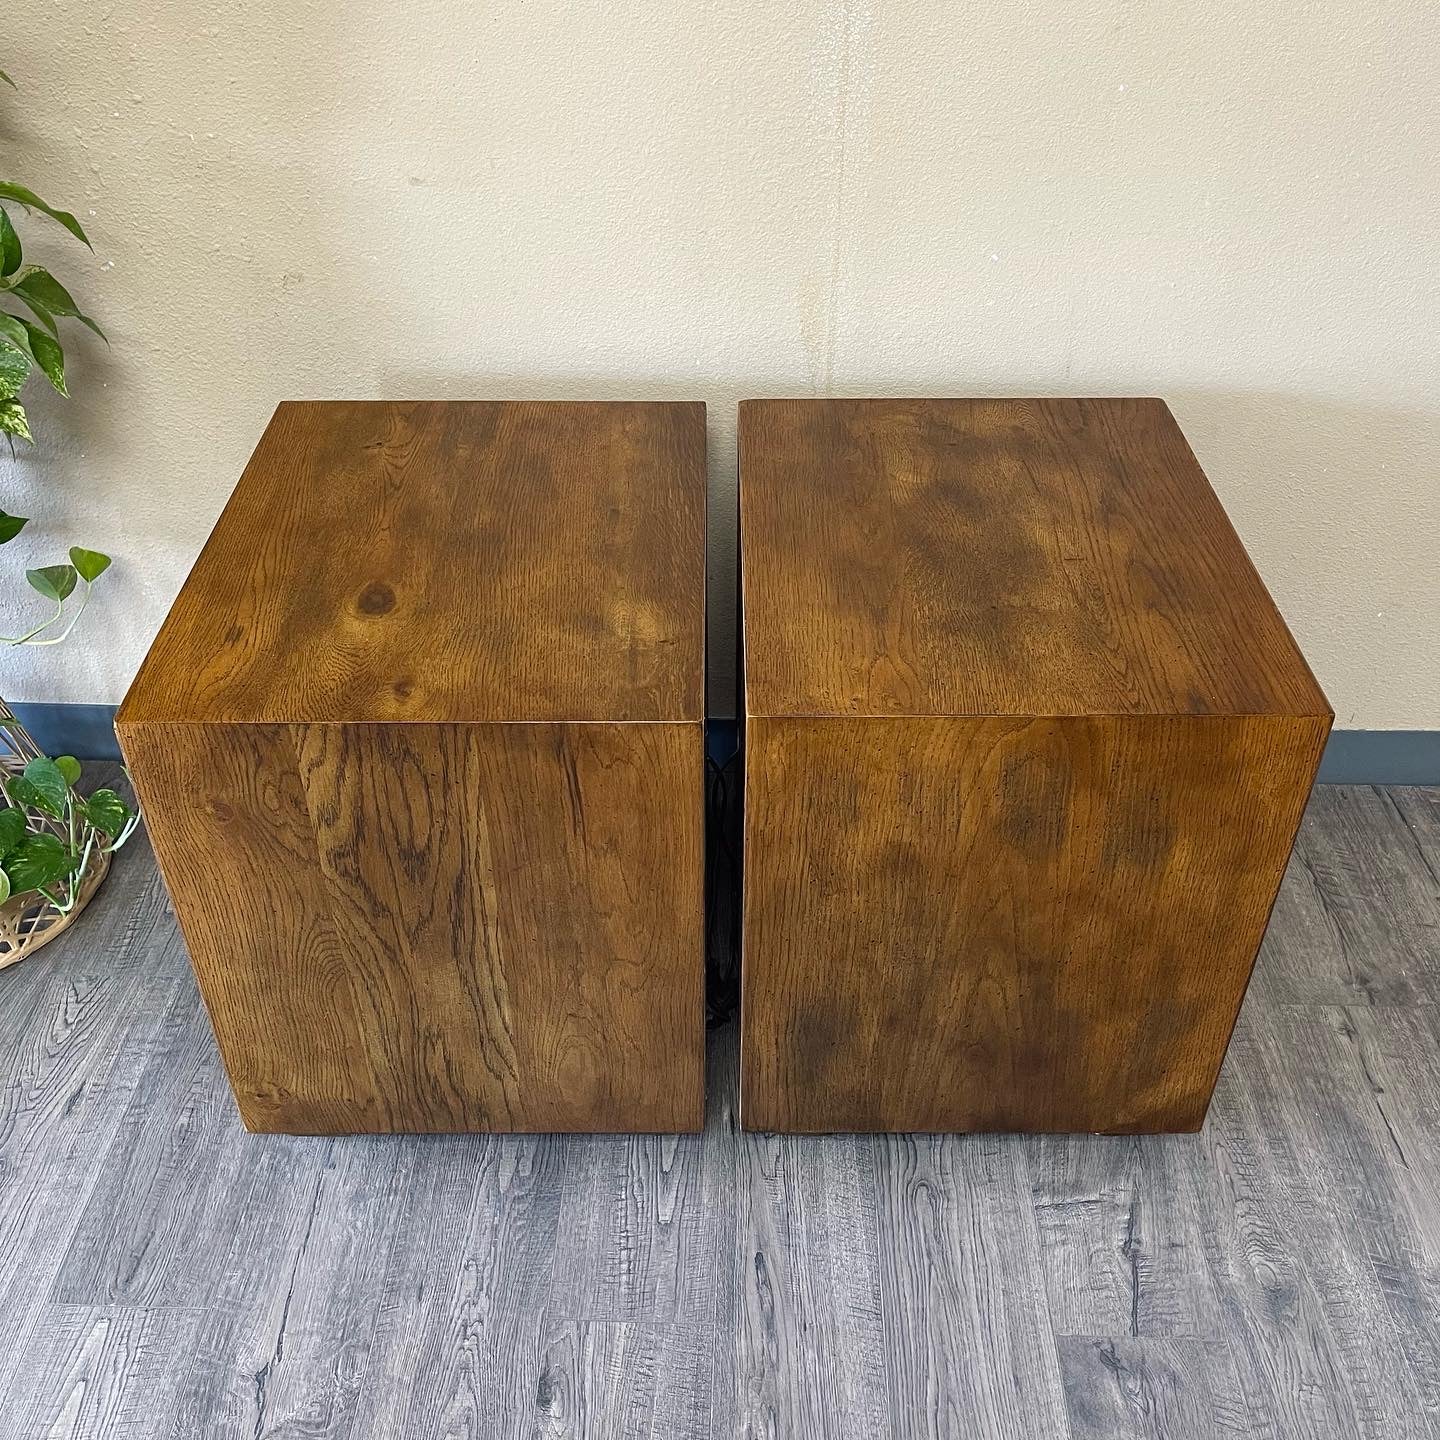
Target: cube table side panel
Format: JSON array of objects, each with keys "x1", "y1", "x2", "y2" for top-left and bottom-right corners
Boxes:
[
  {"x1": 740, "y1": 713, "x2": 1329, "y2": 1134},
  {"x1": 119, "y1": 719, "x2": 704, "y2": 1134}
]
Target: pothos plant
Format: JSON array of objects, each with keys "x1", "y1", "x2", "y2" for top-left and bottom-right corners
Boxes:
[
  {"x1": 0, "y1": 754, "x2": 137, "y2": 908},
  {"x1": 1, "y1": 61, "x2": 138, "y2": 917}
]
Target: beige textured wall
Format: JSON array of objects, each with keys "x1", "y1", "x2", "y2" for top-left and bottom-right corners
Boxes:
[{"x1": 3, "y1": 1, "x2": 1437, "y2": 725}]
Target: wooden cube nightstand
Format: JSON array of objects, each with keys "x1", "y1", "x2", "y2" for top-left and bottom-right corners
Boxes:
[
  {"x1": 739, "y1": 397, "x2": 1330, "y2": 1134},
  {"x1": 118, "y1": 400, "x2": 706, "y2": 1134}
]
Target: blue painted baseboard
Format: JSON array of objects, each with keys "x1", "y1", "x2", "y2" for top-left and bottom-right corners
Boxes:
[
  {"x1": 5, "y1": 704, "x2": 1436, "y2": 784},
  {"x1": 1314, "y1": 730, "x2": 1440, "y2": 785},
  {"x1": 5, "y1": 702, "x2": 124, "y2": 762}
]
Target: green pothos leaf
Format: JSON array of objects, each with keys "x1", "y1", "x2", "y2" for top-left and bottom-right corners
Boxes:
[
  {"x1": 0, "y1": 340, "x2": 29, "y2": 400},
  {"x1": 0, "y1": 311, "x2": 36, "y2": 365},
  {"x1": 1, "y1": 831, "x2": 77, "y2": 896},
  {"x1": 18, "y1": 757, "x2": 70, "y2": 817},
  {"x1": 1, "y1": 266, "x2": 104, "y2": 341},
  {"x1": 27, "y1": 563, "x2": 78, "y2": 603},
  {"x1": 0, "y1": 207, "x2": 20, "y2": 277},
  {"x1": 83, "y1": 788, "x2": 131, "y2": 840},
  {"x1": 0, "y1": 183, "x2": 91, "y2": 248},
  {"x1": 4, "y1": 776, "x2": 37, "y2": 810},
  {"x1": 69, "y1": 546, "x2": 110, "y2": 582},
  {"x1": 0, "y1": 509, "x2": 29, "y2": 543},
  {"x1": 0, "y1": 399, "x2": 31, "y2": 442},
  {"x1": 18, "y1": 297, "x2": 56, "y2": 336},
  {"x1": 0, "y1": 806, "x2": 26, "y2": 857},
  {"x1": 23, "y1": 322, "x2": 65, "y2": 395},
  {"x1": 53, "y1": 755, "x2": 82, "y2": 787}
]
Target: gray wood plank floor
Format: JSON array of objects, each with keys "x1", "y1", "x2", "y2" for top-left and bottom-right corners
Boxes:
[{"x1": 2, "y1": 779, "x2": 1438, "y2": 1438}]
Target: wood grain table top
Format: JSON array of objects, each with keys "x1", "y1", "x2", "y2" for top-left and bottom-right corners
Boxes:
[
  {"x1": 739, "y1": 397, "x2": 1330, "y2": 720},
  {"x1": 120, "y1": 400, "x2": 706, "y2": 726}
]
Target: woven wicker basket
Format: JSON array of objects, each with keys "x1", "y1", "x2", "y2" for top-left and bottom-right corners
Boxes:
[{"x1": 0, "y1": 714, "x2": 113, "y2": 971}]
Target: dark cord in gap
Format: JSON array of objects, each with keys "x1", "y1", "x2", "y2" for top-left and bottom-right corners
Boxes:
[{"x1": 705, "y1": 752, "x2": 741, "y2": 1029}]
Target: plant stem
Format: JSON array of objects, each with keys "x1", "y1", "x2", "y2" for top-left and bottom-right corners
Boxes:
[
  {"x1": 105, "y1": 811, "x2": 141, "y2": 853},
  {"x1": 11, "y1": 584, "x2": 91, "y2": 647},
  {"x1": 0, "y1": 596, "x2": 66, "y2": 646}
]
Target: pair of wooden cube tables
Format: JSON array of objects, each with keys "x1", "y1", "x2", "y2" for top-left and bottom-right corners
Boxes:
[{"x1": 116, "y1": 398, "x2": 1330, "y2": 1137}]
